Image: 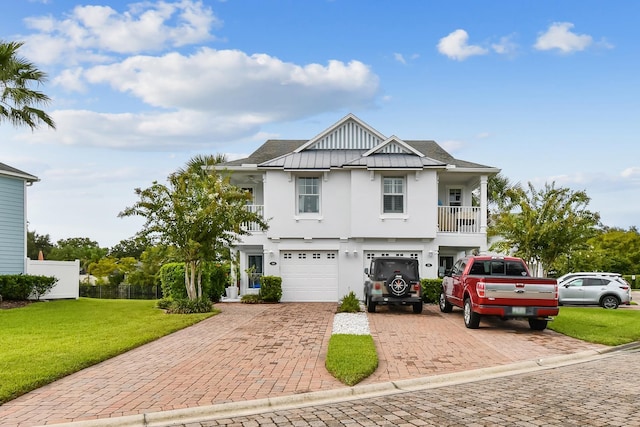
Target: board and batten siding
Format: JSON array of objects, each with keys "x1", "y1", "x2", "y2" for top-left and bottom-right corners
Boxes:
[{"x1": 0, "y1": 175, "x2": 26, "y2": 274}]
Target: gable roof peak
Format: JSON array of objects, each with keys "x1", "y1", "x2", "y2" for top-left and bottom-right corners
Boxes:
[
  {"x1": 363, "y1": 136, "x2": 425, "y2": 157},
  {"x1": 294, "y1": 113, "x2": 387, "y2": 152}
]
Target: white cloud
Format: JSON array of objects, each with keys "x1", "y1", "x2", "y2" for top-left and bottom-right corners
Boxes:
[
  {"x1": 21, "y1": 109, "x2": 265, "y2": 150},
  {"x1": 437, "y1": 29, "x2": 488, "y2": 61},
  {"x1": 20, "y1": 0, "x2": 220, "y2": 65},
  {"x1": 534, "y1": 22, "x2": 592, "y2": 53},
  {"x1": 621, "y1": 167, "x2": 640, "y2": 179},
  {"x1": 491, "y1": 35, "x2": 518, "y2": 56},
  {"x1": 83, "y1": 48, "x2": 379, "y2": 117},
  {"x1": 393, "y1": 53, "x2": 406, "y2": 64}
]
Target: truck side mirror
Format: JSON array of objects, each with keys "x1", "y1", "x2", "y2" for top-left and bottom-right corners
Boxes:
[
  {"x1": 364, "y1": 267, "x2": 369, "y2": 275},
  {"x1": 444, "y1": 268, "x2": 452, "y2": 277}
]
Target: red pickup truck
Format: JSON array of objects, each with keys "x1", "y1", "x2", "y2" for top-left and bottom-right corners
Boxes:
[{"x1": 440, "y1": 255, "x2": 559, "y2": 330}]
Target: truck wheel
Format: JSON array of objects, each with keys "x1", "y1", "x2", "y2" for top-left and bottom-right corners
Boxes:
[
  {"x1": 463, "y1": 298, "x2": 480, "y2": 329},
  {"x1": 528, "y1": 318, "x2": 548, "y2": 331},
  {"x1": 413, "y1": 302, "x2": 423, "y2": 314},
  {"x1": 367, "y1": 299, "x2": 376, "y2": 313},
  {"x1": 601, "y1": 295, "x2": 619, "y2": 309},
  {"x1": 439, "y1": 291, "x2": 453, "y2": 313}
]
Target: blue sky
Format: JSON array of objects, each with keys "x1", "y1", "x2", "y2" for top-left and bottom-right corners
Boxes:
[{"x1": 2, "y1": 0, "x2": 639, "y2": 248}]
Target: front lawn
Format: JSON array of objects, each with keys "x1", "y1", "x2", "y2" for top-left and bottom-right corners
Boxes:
[
  {"x1": 549, "y1": 307, "x2": 640, "y2": 346},
  {"x1": 0, "y1": 298, "x2": 215, "y2": 404}
]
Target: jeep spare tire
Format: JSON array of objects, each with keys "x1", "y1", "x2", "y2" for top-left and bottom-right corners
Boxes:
[{"x1": 387, "y1": 274, "x2": 410, "y2": 297}]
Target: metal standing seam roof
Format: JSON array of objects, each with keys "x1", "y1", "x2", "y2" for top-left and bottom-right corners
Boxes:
[
  {"x1": 0, "y1": 162, "x2": 39, "y2": 182},
  {"x1": 216, "y1": 139, "x2": 496, "y2": 171}
]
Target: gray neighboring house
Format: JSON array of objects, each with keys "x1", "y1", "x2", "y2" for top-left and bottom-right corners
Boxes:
[{"x1": 0, "y1": 162, "x2": 39, "y2": 274}]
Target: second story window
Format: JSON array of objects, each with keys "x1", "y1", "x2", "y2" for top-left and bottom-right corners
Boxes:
[
  {"x1": 383, "y1": 176, "x2": 404, "y2": 213},
  {"x1": 297, "y1": 177, "x2": 320, "y2": 213}
]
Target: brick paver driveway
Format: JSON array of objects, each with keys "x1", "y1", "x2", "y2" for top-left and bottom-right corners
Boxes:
[{"x1": 0, "y1": 303, "x2": 605, "y2": 426}]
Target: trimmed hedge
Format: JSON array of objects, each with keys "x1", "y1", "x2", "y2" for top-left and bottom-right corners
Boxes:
[
  {"x1": 0, "y1": 275, "x2": 58, "y2": 301},
  {"x1": 421, "y1": 278, "x2": 443, "y2": 304},
  {"x1": 259, "y1": 275, "x2": 282, "y2": 303}
]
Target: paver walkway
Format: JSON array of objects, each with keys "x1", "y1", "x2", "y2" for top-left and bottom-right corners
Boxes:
[{"x1": 0, "y1": 303, "x2": 605, "y2": 426}]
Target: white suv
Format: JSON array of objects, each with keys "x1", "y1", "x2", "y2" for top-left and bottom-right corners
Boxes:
[
  {"x1": 558, "y1": 275, "x2": 631, "y2": 309},
  {"x1": 556, "y1": 272, "x2": 621, "y2": 284}
]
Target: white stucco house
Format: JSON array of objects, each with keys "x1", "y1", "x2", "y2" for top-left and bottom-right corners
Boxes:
[{"x1": 217, "y1": 114, "x2": 500, "y2": 302}]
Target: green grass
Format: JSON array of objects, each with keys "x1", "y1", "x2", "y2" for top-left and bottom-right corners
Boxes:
[
  {"x1": 325, "y1": 334, "x2": 378, "y2": 386},
  {"x1": 549, "y1": 307, "x2": 640, "y2": 346},
  {"x1": 0, "y1": 298, "x2": 215, "y2": 404}
]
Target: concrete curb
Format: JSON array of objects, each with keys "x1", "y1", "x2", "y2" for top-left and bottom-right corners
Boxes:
[{"x1": 43, "y1": 341, "x2": 640, "y2": 427}]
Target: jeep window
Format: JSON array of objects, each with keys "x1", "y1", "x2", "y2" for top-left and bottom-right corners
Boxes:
[
  {"x1": 297, "y1": 177, "x2": 320, "y2": 213},
  {"x1": 382, "y1": 177, "x2": 405, "y2": 213},
  {"x1": 374, "y1": 260, "x2": 418, "y2": 281}
]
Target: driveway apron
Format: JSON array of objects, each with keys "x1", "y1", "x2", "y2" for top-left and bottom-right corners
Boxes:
[{"x1": 0, "y1": 303, "x2": 605, "y2": 426}]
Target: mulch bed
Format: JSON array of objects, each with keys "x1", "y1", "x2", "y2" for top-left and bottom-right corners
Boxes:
[{"x1": 0, "y1": 300, "x2": 33, "y2": 310}]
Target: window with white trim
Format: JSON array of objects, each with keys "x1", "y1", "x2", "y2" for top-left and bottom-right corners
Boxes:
[
  {"x1": 383, "y1": 176, "x2": 405, "y2": 213},
  {"x1": 297, "y1": 177, "x2": 320, "y2": 214},
  {"x1": 449, "y1": 188, "x2": 462, "y2": 207}
]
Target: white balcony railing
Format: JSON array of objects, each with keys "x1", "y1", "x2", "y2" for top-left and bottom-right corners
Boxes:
[
  {"x1": 242, "y1": 204, "x2": 481, "y2": 233},
  {"x1": 242, "y1": 205, "x2": 265, "y2": 232},
  {"x1": 438, "y1": 206, "x2": 481, "y2": 233}
]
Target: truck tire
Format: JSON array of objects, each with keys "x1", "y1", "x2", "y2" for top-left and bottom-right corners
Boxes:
[
  {"x1": 463, "y1": 297, "x2": 480, "y2": 329},
  {"x1": 439, "y1": 291, "x2": 453, "y2": 313},
  {"x1": 413, "y1": 302, "x2": 423, "y2": 314},
  {"x1": 528, "y1": 318, "x2": 548, "y2": 331},
  {"x1": 367, "y1": 299, "x2": 376, "y2": 313}
]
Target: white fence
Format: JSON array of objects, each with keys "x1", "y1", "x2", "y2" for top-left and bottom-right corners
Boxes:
[{"x1": 26, "y1": 259, "x2": 80, "y2": 300}]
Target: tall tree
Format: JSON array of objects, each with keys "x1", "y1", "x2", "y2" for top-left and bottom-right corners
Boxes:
[
  {"x1": 489, "y1": 182, "x2": 600, "y2": 275},
  {"x1": 48, "y1": 237, "x2": 109, "y2": 273},
  {"x1": 26, "y1": 230, "x2": 54, "y2": 260},
  {"x1": 119, "y1": 155, "x2": 268, "y2": 300},
  {"x1": 0, "y1": 40, "x2": 55, "y2": 130}
]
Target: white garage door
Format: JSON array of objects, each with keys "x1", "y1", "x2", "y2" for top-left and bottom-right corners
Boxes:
[
  {"x1": 363, "y1": 251, "x2": 422, "y2": 272},
  {"x1": 280, "y1": 251, "x2": 339, "y2": 302}
]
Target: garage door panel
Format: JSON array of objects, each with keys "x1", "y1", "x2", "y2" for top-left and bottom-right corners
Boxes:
[{"x1": 280, "y1": 251, "x2": 338, "y2": 302}]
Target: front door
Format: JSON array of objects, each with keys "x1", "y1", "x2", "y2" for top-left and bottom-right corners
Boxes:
[{"x1": 247, "y1": 254, "x2": 263, "y2": 288}]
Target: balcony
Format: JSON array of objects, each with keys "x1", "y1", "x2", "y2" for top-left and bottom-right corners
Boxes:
[
  {"x1": 438, "y1": 206, "x2": 481, "y2": 233},
  {"x1": 242, "y1": 205, "x2": 265, "y2": 232}
]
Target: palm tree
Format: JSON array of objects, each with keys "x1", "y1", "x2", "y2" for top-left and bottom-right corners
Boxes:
[{"x1": 0, "y1": 40, "x2": 55, "y2": 130}]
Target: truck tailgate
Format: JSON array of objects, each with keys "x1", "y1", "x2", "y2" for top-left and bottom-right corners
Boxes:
[{"x1": 483, "y1": 279, "x2": 557, "y2": 305}]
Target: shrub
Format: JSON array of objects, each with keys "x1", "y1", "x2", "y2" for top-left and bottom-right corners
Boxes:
[
  {"x1": 259, "y1": 276, "x2": 282, "y2": 303},
  {"x1": 203, "y1": 262, "x2": 228, "y2": 303},
  {"x1": 166, "y1": 298, "x2": 213, "y2": 314},
  {"x1": 337, "y1": 291, "x2": 361, "y2": 313},
  {"x1": 159, "y1": 262, "x2": 229, "y2": 302},
  {"x1": 31, "y1": 276, "x2": 58, "y2": 301},
  {"x1": 421, "y1": 278, "x2": 443, "y2": 304},
  {"x1": 240, "y1": 294, "x2": 262, "y2": 304},
  {"x1": 159, "y1": 263, "x2": 188, "y2": 300},
  {"x1": 0, "y1": 275, "x2": 58, "y2": 300},
  {"x1": 156, "y1": 298, "x2": 173, "y2": 310}
]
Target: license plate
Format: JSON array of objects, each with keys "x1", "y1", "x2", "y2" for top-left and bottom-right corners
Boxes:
[{"x1": 512, "y1": 307, "x2": 527, "y2": 315}]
